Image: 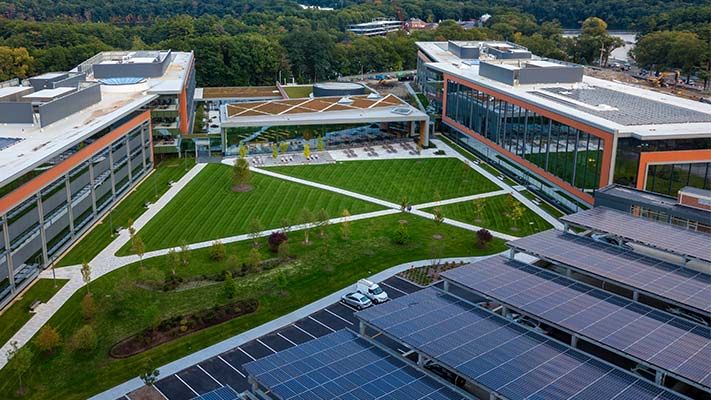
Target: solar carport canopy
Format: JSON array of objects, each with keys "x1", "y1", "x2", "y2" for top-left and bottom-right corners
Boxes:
[
  {"x1": 355, "y1": 288, "x2": 688, "y2": 400},
  {"x1": 442, "y1": 257, "x2": 711, "y2": 391},
  {"x1": 508, "y1": 229, "x2": 711, "y2": 315},
  {"x1": 243, "y1": 329, "x2": 468, "y2": 400},
  {"x1": 560, "y1": 207, "x2": 711, "y2": 263}
]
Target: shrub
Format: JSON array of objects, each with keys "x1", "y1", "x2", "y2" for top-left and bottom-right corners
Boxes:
[
  {"x1": 248, "y1": 247, "x2": 262, "y2": 270},
  {"x1": 209, "y1": 240, "x2": 226, "y2": 261},
  {"x1": 278, "y1": 241, "x2": 290, "y2": 260},
  {"x1": 268, "y1": 231, "x2": 288, "y2": 253},
  {"x1": 36, "y1": 325, "x2": 61, "y2": 354},
  {"x1": 226, "y1": 255, "x2": 240, "y2": 271},
  {"x1": 223, "y1": 272, "x2": 237, "y2": 299},
  {"x1": 393, "y1": 222, "x2": 410, "y2": 245},
  {"x1": 80, "y1": 293, "x2": 96, "y2": 320},
  {"x1": 476, "y1": 229, "x2": 493, "y2": 248},
  {"x1": 69, "y1": 325, "x2": 97, "y2": 353}
]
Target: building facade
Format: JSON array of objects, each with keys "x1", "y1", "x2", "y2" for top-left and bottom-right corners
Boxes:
[
  {"x1": 416, "y1": 41, "x2": 711, "y2": 211},
  {"x1": 0, "y1": 50, "x2": 195, "y2": 309}
]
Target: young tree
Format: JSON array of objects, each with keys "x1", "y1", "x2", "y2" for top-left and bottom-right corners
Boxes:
[
  {"x1": 248, "y1": 218, "x2": 264, "y2": 247},
  {"x1": 507, "y1": 198, "x2": 527, "y2": 231},
  {"x1": 232, "y1": 157, "x2": 252, "y2": 191},
  {"x1": 80, "y1": 292, "x2": 96, "y2": 320},
  {"x1": 167, "y1": 248, "x2": 180, "y2": 275},
  {"x1": 272, "y1": 143, "x2": 279, "y2": 159},
  {"x1": 277, "y1": 241, "x2": 290, "y2": 260},
  {"x1": 209, "y1": 240, "x2": 226, "y2": 261},
  {"x1": 178, "y1": 241, "x2": 190, "y2": 267},
  {"x1": 300, "y1": 208, "x2": 315, "y2": 244},
  {"x1": 400, "y1": 196, "x2": 408, "y2": 212},
  {"x1": 394, "y1": 222, "x2": 410, "y2": 245},
  {"x1": 316, "y1": 136, "x2": 325, "y2": 152},
  {"x1": 471, "y1": 198, "x2": 485, "y2": 224},
  {"x1": 226, "y1": 254, "x2": 240, "y2": 274},
  {"x1": 433, "y1": 206, "x2": 444, "y2": 226},
  {"x1": 340, "y1": 209, "x2": 351, "y2": 240},
  {"x1": 316, "y1": 208, "x2": 330, "y2": 237},
  {"x1": 268, "y1": 231, "x2": 288, "y2": 253},
  {"x1": 6, "y1": 341, "x2": 33, "y2": 396},
  {"x1": 279, "y1": 142, "x2": 289, "y2": 154},
  {"x1": 248, "y1": 247, "x2": 262, "y2": 271},
  {"x1": 303, "y1": 143, "x2": 311, "y2": 158},
  {"x1": 476, "y1": 229, "x2": 493, "y2": 249},
  {"x1": 36, "y1": 325, "x2": 61, "y2": 354},
  {"x1": 69, "y1": 325, "x2": 97, "y2": 352},
  {"x1": 238, "y1": 144, "x2": 248, "y2": 158},
  {"x1": 223, "y1": 271, "x2": 237, "y2": 299},
  {"x1": 80, "y1": 261, "x2": 92, "y2": 295},
  {"x1": 142, "y1": 304, "x2": 161, "y2": 333},
  {"x1": 131, "y1": 235, "x2": 146, "y2": 269}
]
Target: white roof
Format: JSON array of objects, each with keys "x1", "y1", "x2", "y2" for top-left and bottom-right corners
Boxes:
[
  {"x1": 0, "y1": 86, "x2": 156, "y2": 186},
  {"x1": 428, "y1": 61, "x2": 711, "y2": 140},
  {"x1": 22, "y1": 87, "x2": 75, "y2": 100},
  {"x1": 0, "y1": 86, "x2": 31, "y2": 98},
  {"x1": 145, "y1": 51, "x2": 193, "y2": 95},
  {"x1": 32, "y1": 72, "x2": 67, "y2": 79}
]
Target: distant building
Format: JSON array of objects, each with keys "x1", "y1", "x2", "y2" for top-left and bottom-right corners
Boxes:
[
  {"x1": 347, "y1": 18, "x2": 402, "y2": 36},
  {"x1": 0, "y1": 50, "x2": 195, "y2": 309},
  {"x1": 416, "y1": 40, "x2": 711, "y2": 211},
  {"x1": 405, "y1": 18, "x2": 438, "y2": 31},
  {"x1": 297, "y1": 4, "x2": 334, "y2": 11}
]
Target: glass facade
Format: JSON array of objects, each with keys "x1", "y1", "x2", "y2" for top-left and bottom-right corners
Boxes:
[
  {"x1": 613, "y1": 137, "x2": 711, "y2": 196},
  {"x1": 416, "y1": 57, "x2": 443, "y2": 115},
  {"x1": 445, "y1": 80, "x2": 605, "y2": 193}
]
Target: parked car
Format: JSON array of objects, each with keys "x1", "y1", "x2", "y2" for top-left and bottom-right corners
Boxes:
[
  {"x1": 667, "y1": 307, "x2": 709, "y2": 326},
  {"x1": 424, "y1": 360, "x2": 466, "y2": 387},
  {"x1": 510, "y1": 313, "x2": 551, "y2": 335},
  {"x1": 341, "y1": 292, "x2": 373, "y2": 310},
  {"x1": 591, "y1": 233, "x2": 632, "y2": 250},
  {"x1": 356, "y1": 279, "x2": 389, "y2": 303},
  {"x1": 631, "y1": 364, "x2": 656, "y2": 382}
]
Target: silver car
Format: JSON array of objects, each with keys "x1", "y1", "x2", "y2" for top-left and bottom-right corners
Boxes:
[{"x1": 341, "y1": 292, "x2": 373, "y2": 310}]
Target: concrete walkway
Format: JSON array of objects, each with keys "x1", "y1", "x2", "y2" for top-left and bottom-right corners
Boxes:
[
  {"x1": 430, "y1": 138, "x2": 564, "y2": 230},
  {"x1": 0, "y1": 163, "x2": 208, "y2": 368},
  {"x1": 412, "y1": 190, "x2": 508, "y2": 210},
  {"x1": 91, "y1": 254, "x2": 499, "y2": 400},
  {"x1": 0, "y1": 141, "x2": 562, "y2": 372}
]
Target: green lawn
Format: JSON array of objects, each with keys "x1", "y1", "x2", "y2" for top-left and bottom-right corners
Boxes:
[
  {"x1": 437, "y1": 135, "x2": 518, "y2": 186},
  {"x1": 57, "y1": 158, "x2": 196, "y2": 267},
  {"x1": 120, "y1": 164, "x2": 383, "y2": 253},
  {"x1": 0, "y1": 213, "x2": 505, "y2": 400},
  {"x1": 267, "y1": 158, "x2": 500, "y2": 205},
  {"x1": 282, "y1": 85, "x2": 312, "y2": 98},
  {"x1": 521, "y1": 190, "x2": 566, "y2": 218},
  {"x1": 0, "y1": 279, "x2": 67, "y2": 347},
  {"x1": 424, "y1": 194, "x2": 552, "y2": 236}
]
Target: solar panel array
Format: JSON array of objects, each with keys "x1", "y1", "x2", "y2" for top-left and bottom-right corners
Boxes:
[
  {"x1": 560, "y1": 208, "x2": 711, "y2": 263},
  {"x1": 508, "y1": 229, "x2": 711, "y2": 314},
  {"x1": 356, "y1": 288, "x2": 688, "y2": 400},
  {"x1": 243, "y1": 329, "x2": 467, "y2": 400},
  {"x1": 192, "y1": 386, "x2": 239, "y2": 400},
  {"x1": 441, "y1": 257, "x2": 711, "y2": 390}
]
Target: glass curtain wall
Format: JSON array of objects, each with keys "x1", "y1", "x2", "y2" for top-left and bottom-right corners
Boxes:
[{"x1": 445, "y1": 80, "x2": 604, "y2": 192}]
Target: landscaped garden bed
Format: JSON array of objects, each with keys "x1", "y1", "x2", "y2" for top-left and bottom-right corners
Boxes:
[
  {"x1": 110, "y1": 299, "x2": 258, "y2": 358},
  {"x1": 398, "y1": 261, "x2": 467, "y2": 286}
]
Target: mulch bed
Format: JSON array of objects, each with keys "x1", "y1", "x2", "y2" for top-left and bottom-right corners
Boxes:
[{"x1": 110, "y1": 299, "x2": 258, "y2": 358}]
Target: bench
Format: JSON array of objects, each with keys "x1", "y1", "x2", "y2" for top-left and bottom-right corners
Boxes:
[{"x1": 29, "y1": 300, "x2": 42, "y2": 313}]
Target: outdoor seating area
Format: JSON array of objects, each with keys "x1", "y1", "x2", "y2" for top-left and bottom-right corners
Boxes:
[{"x1": 247, "y1": 152, "x2": 333, "y2": 166}]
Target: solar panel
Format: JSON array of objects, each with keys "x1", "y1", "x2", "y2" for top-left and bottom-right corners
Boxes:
[
  {"x1": 356, "y1": 288, "x2": 689, "y2": 400},
  {"x1": 441, "y1": 256, "x2": 711, "y2": 391},
  {"x1": 243, "y1": 329, "x2": 467, "y2": 400},
  {"x1": 508, "y1": 229, "x2": 711, "y2": 315},
  {"x1": 560, "y1": 208, "x2": 711, "y2": 263},
  {"x1": 191, "y1": 385, "x2": 239, "y2": 400}
]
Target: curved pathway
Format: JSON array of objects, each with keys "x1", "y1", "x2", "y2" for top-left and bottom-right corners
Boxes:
[{"x1": 0, "y1": 142, "x2": 561, "y2": 371}]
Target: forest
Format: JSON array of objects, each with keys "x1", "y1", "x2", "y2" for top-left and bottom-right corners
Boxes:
[{"x1": 0, "y1": 0, "x2": 708, "y2": 88}]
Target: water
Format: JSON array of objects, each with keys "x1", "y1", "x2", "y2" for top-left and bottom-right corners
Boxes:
[{"x1": 562, "y1": 30, "x2": 637, "y2": 62}]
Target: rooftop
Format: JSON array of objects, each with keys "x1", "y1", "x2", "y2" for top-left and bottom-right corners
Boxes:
[
  {"x1": 429, "y1": 60, "x2": 711, "y2": 140},
  {"x1": 0, "y1": 83, "x2": 156, "y2": 188},
  {"x1": 195, "y1": 86, "x2": 282, "y2": 101},
  {"x1": 221, "y1": 94, "x2": 428, "y2": 127}
]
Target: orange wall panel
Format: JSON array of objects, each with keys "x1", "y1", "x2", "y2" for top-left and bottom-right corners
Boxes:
[
  {"x1": 636, "y1": 149, "x2": 711, "y2": 191},
  {"x1": 441, "y1": 73, "x2": 618, "y2": 205},
  {"x1": 0, "y1": 111, "x2": 151, "y2": 215}
]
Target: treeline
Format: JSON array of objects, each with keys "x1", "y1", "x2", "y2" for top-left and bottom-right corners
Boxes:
[
  {"x1": 0, "y1": 12, "x2": 626, "y2": 86},
  {"x1": 1, "y1": 0, "x2": 709, "y2": 29}
]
